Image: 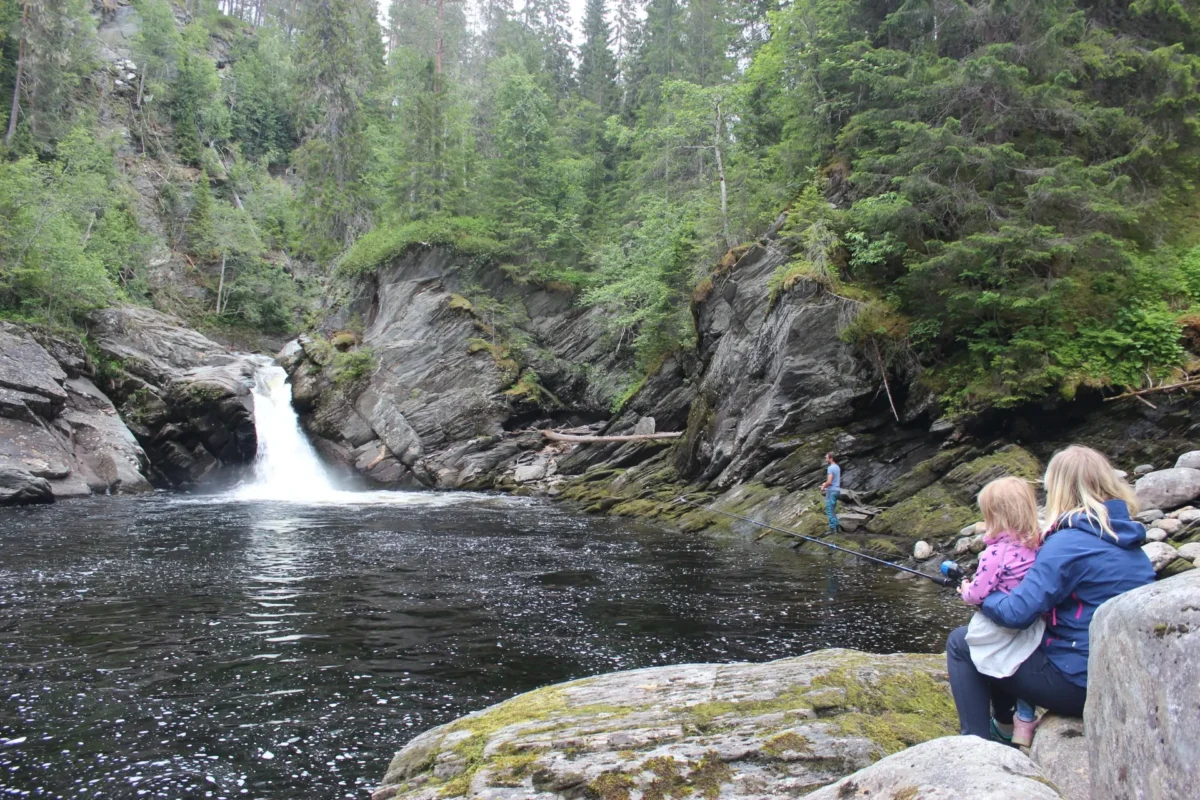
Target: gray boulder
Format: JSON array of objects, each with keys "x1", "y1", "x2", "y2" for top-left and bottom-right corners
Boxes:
[
  {"x1": 913, "y1": 540, "x2": 934, "y2": 560},
  {"x1": 1145, "y1": 527, "x2": 1168, "y2": 542},
  {"x1": 1141, "y1": 541, "x2": 1179, "y2": 572},
  {"x1": 802, "y1": 736, "x2": 1062, "y2": 799},
  {"x1": 0, "y1": 467, "x2": 54, "y2": 506},
  {"x1": 1029, "y1": 715, "x2": 1088, "y2": 800},
  {"x1": 1152, "y1": 517, "x2": 1183, "y2": 535},
  {"x1": 373, "y1": 649, "x2": 959, "y2": 800},
  {"x1": 1133, "y1": 464, "x2": 1156, "y2": 475},
  {"x1": 1089, "y1": 568, "x2": 1200, "y2": 800},
  {"x1": 1135, "y1": 509, "x2": 1164, "y2": 523},
  {"x1": 1177, "y1": 542, "x2": 1200, "y2": 562},
  {"x1": 1087, "y1": 570, "x2": 1200, "y2": 800},
  {"x1": 1134, "y1": 467, "x2": 1200, "y2": 511},
  {"x1": 1174, "y1": 450, "x2": 1200, "y2": 470}
]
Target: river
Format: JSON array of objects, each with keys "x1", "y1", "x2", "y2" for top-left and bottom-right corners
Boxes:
[{"x1": 0, "y1": 368, "x2": 969, "y2": 799}]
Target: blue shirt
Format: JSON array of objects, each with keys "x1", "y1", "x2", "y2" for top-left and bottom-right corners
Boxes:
[{"x1": 826, "y1": 463, "x2": 841, "y2": 491}]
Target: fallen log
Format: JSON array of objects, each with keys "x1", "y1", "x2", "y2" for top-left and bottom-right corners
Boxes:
[{"x1": 540, "y1": 429, "x2": 684, "y2": 443}]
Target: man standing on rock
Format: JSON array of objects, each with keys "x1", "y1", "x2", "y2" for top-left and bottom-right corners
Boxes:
[{"x1": 821, "y1": 452, "x2": 841, "y2": 533}]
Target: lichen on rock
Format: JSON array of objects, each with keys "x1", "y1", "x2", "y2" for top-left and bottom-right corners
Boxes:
[{"x1": 372, "y1": 649, "x2": 957, "y2": 800}]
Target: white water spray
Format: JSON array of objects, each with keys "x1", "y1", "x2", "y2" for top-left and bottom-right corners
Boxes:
[{"x1": 234, "y1": 365, "x2": 340, "y2": 501}]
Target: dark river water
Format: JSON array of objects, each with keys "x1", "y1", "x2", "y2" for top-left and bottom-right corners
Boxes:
[{"x1": 0, "y1": 492, "x2": 968, "y2": 799}]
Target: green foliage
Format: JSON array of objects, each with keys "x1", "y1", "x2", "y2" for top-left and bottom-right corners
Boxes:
[
  {"x1": 330, "y1": 347, "x2": 377, "y2": 387},
  {"x1": 0, "y1": 127, "x2": 146, "y2": 322},
  {"x1": 338, "y1": 216, "x2": 504, "y2": 276},
  {"x1": 171, "y1": 25, "x2": 229, "y2": 164}
]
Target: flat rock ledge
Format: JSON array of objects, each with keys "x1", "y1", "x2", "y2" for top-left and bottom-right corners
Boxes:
[{"x1": 373, "y1": 649, "x2": 958, "y2": 800}]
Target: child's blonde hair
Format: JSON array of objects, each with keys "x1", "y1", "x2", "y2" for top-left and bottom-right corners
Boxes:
[
  {"x1": 978, "y1": 476, "x2": 1041, "y2": 548},
  {"x1": 1044, "y1": 445, "x2": 1137, "y2": 541}
]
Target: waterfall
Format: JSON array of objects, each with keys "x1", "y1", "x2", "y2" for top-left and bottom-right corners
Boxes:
[{"x1": 234, "y1": 365, "x2": 339, "y2": 502}]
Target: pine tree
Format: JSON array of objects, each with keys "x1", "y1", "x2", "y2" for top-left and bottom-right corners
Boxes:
[
  {"x1": 577, "y1": 0, "x2": 617, "y2": 113},
  {"x1": 187, "y1": 168, "x2": 216, "y2": 256},
  {"x1": 292, "y1": 0, "x2": 384, "y2": 252},
  {"x1": 521, "y1": 0, "x2": 575, "y2": 97}
]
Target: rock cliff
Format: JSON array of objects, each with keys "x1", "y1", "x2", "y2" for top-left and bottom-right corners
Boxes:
[
  {"x1": 291, "y1": 239, "x2": 1200, "y2": 561},
  {"x1": 0, "y1": 307, "x2": 263, "y2": 503}
]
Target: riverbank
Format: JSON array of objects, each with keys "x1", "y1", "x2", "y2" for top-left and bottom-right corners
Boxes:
[{"x1": 372, "y1": 569, "x2": 1200, "y2": 800}]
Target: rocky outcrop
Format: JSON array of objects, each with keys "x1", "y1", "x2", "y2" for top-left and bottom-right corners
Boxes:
[
  {"x1": 1086, "y1": 569, "x2": 1200, "y2": 800},
  {"x1": 372, "y1": 649, "x2": 957, "y2": 800},
  {"x1": 0, "y1": 323, "x2": 151, "y2": 501},
  {"x1": 285, "y1": 246, "x2": 635, "y2": 489},
  {"x1": 87, "y1": 307, "x2": 260, "y2": 486},
  {"x1": 802, "y1": 735, "x2": 1063, "y2": 799}
]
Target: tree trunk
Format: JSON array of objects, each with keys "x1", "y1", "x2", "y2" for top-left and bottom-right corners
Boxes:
[
  {"x1": 4, "y1": 1, "x2": 30, "y2": 148},
  {"x1": 713, "y1": 100, "x2": 730, "y2": 248},
  {"x1": 216, "y1": 253, "x2": 227, "y2": 314}
]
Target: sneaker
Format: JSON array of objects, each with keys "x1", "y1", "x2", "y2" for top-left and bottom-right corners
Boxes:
[
  {"x1": 1011, "y1": 715, "x2": 1040, "y2": 748},
  {"x1": 989, "y1": 718, "x2": 1016, "y2": 747}
]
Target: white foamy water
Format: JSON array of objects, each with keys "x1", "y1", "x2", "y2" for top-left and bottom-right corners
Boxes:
[{"x1": 230, "y1": 364, "x2": 518, "y2": 507}]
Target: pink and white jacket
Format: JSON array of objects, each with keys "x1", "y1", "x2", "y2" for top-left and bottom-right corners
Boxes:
[{"x1": 961, "y1": 531, "x2": 1038, "y2": 606}]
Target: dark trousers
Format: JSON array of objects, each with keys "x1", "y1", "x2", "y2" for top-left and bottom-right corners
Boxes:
[{"x1": 945, "y1": 625, "x2": 1087, "y2": 738}]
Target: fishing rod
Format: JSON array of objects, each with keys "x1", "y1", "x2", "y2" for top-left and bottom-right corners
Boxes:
[{"x1": 674, "y1": 496, "x2": 963, "y2": 587}]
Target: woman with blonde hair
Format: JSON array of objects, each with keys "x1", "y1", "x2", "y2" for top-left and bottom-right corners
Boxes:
[{"x1": 946, "y1": 445, "x2": 1155, "y2": 744}]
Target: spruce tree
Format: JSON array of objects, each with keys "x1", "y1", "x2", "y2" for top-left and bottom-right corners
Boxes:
[{"x1": 577, "y1": 0, "x2": 617, "y2": 113}]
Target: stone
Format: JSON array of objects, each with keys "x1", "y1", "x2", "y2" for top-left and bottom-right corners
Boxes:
[
  {"x1": 1113, "y1": 469, "x2": 1128, "y2": 480},
  {"x1": 1135, "y1": 468, "x2": 1200, "y2": 511},
  {"x1": 0, "y1": 324, "x2": 69, "y2": 415},
  {"x1": 513, "y1": 463, "x2": 546, "y2": 483},
  {"x1": 1177, "y1": 542, "x2": 1200, "y2": 562},
  {"x1": 374, "y1": 649, "x2": 959, "y2": 800},
  {"x1": 1174, "y1": 508, "x2": 1200, "y2": 524},
  {"x1": 1087, "y1": 570, "x2": 1200, "y2": 800},
  {"x1": 953, "y1": 536, "x2": 973, "y2": 555},
  {"x1": 913, "y1": 540, "x2": 934, "y2": 560},
  {"x1": 1175, "y1": 451, "x2": 1200, "y2": 470},
  {"x1": 1135, "y1": 509, "x2": 1165, "y2": 523},
  {"x1": 1028, "y1": 715, "x2": 1088, "y2": 800},
  {"x1": 958, "y1": 523, "x2": 979, "y2": 538},
  {"x1": 1146, "y1": 527, "x2": 1168, "y2": 542},
  {"x1": 970, "y1": 535, "x2": 988, "y2": 554},
  {"x1": 1152, "y1": 517, "x2": 1182, "y2": 535},
  {"x1": 801, "y1": 736, "x2": 1062, "y2": 800},
  {"x1": 1134, "y1": 464, "x2": 1156, "y2": 475},
  {"x1": 1141, "y1": 541, "x2": 1179, "y2": 572},
  {"x1": 633, "y1": 416, "x2": 656, "y2": 436},
  {"x1": 0, "y1": 467, "x2": 54, "y2": 506}
]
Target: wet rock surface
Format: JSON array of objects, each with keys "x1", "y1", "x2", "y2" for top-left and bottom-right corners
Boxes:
[{"x1": 372, "y1": 649, "x2": 957, "y2": 800}]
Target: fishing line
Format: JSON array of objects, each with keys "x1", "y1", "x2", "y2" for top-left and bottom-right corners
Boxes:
[{"x1": 674, "y1": 496, "x2": 961, "y2": 587}]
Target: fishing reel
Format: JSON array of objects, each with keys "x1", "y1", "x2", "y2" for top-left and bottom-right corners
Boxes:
[{"x1": 938, "y1": 560, "x2": 965, "y2": 587}]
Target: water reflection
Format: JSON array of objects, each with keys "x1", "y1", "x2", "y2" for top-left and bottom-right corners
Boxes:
[{"x1": 0, "y1": 494, "x2": 969, "y2": 798}]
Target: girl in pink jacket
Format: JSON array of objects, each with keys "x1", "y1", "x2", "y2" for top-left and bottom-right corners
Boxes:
[{"x1": 958, "y1": 476, "x2": 1043, "y2": 746}]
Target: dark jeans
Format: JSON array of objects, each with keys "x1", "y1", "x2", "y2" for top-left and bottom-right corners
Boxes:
[{"x1": 946, "y1": 625, "x2": 1087, "y2": 738}]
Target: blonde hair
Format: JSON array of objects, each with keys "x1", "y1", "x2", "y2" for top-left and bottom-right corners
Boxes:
[
  {"x1": 1043, "y1": 445, "x2": 1137, "y2": 540},
  {"x1": 978, "y1": 477, "x2": 1042, "y2": 548}
]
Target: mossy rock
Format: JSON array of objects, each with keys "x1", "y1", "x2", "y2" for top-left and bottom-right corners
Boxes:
[
  {"x1": 868, "y1": 446, "x2": 1041, "y2": 540},
  {"x1": 373, "y1": 649, "x2": 957, "y2": 800},
  {"x1": 1159, "y1": 558, "x2": 1195, "y2": 578}
]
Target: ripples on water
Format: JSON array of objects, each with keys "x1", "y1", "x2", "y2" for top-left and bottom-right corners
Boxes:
[{"x1": 0, "y1": 493, "x2": 969, "y2": 798}]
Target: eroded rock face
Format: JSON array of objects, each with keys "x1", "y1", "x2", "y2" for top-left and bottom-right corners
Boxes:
[
  {"x1": 87, "y1": 307, "x2": 259, "y2": 486},
  {"x1": 286, "y1": 246, "x2": 635, "y2": 489},
  {"x1": 372, "y1": 649, "x2": 958, "y2": 800},
  {"x1": 1086, "y1": 569, "x2": 1200, "y2": 800},
  {"x1": 0, "y1": 323, "x2": 151, "y2": 500},
  {"x1": 802, "y1": 735, "x2": 1063, "y2": 799}
]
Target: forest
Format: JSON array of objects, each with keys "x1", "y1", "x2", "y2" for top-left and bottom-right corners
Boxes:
[{"x1": 3, "y1": 0, "x2": 1200, "y2": 414}]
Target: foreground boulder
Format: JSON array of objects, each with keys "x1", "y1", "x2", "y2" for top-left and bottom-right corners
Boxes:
[
  {"x1": 373, "y1": 649, "x2": 957, "y2": 800},
  {"x1": 802, "y1": 735, "x2": 1063, "y2": 799},
  {"x1": 1086, "y1": 569, "x2": 1200, "y2": 800},
  {"x1": 1028, "y1": 715, "x2": 1088, "y2": 800}
]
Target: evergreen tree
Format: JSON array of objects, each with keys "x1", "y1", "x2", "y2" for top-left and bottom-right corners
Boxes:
[
  {"x1": 188, "y1": 168, "x2": 216, "y2": 255},
  {"x1": 292, "y1": 0, "x2": 384, "y2": 253},
  {"x1": 577, "y1": 0, "x2": 617, "y2": 113},
  {"x1": 521, "y1": 0, "x2": 575, "y2": 97}
]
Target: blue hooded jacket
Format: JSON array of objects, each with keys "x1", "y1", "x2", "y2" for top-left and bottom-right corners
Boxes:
[{"x1": 980, "y1": 499, "x2": 1155, "y2": 687}]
